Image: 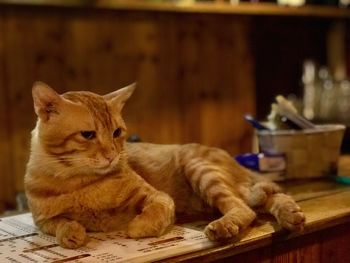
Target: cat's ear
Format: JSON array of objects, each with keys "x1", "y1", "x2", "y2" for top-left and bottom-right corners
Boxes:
[
  {"x1": 104, "y1": 83, "x2": 136, "y2": 112},
  {"x1": 32, "y1": 81, "x2": 63, "y2": 121}
]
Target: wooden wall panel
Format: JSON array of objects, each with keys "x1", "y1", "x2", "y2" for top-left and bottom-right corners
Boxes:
[
  {"x1": 347, "y1": 21, "x2": 350, "y2": 77},
  {"x1": 0, "y1": 11, "x2": 15, "y2": 212},
  {"x1": 0, "y1": 7, "x2": 256, "y2": 208},
  {"x1": 3, "y1": 9, "x2": 67, "y2": 198}
]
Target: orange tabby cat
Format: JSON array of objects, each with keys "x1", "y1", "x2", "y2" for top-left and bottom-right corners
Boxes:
[{"x1": 25, "y1": 82, "x2": 305, "y2": 249}]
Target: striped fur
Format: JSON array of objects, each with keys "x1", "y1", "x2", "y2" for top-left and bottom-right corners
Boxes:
[{"x1": 25, "y1": 82, "x2": 305, "y2": 249}]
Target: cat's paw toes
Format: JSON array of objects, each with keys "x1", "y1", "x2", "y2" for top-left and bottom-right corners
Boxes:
[
  {"x1": 278, "y1": 205, "x2": 305, "y2": 232},
  {"x1": 56, "y1": 221, "x2": 86, "y2": 249},
  {"x1": 204, "y1": 219, "x2": 239, "y2": 241},
  {"x1": 127, "y1": 216, "x2": 167, "y2": 239}
]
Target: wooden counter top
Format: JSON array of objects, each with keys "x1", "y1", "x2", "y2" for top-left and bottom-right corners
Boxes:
[
  {"x1": 1, "y1": 179, "x2": 350, "y2": 262},
  {"x1": 162, "y1": 178, "x2": 350, "y2": 262},
  {"x1": 0, "y1": 0, "x2": 350, "y2": 18}
]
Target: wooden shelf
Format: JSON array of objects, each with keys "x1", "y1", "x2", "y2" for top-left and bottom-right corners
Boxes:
[{"x1": 0, "y1": 0, "x2": 350, "y2": 18}]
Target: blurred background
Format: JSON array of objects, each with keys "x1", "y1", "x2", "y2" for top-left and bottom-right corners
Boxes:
[{"x1": 0, "y1": 0, "x2": 349, "y2": 214}]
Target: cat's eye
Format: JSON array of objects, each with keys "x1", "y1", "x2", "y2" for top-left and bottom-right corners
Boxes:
[
  {"x1": 113, "y1": 128, "x2": 122, "y2": 138},
  {"x1": 81, "y1": 131, "x2": 96, "y2": 140}
]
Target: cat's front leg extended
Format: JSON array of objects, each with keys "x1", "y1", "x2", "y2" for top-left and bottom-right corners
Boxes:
[
  {"x1": 36, "y1": 217, "x2": 87, "y2": 249},
  {"x1": 127, "y1": 189, "x2": 175, "y2": 238}
]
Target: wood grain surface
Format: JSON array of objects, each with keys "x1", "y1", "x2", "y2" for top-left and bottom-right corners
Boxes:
[{"x1": 161, "y1": 179, "x2": 350, "y2": 262}]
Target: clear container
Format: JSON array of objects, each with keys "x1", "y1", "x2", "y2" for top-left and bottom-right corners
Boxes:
[{"x1": 257, "y1": 124, "x2": 345, "y2": 179}]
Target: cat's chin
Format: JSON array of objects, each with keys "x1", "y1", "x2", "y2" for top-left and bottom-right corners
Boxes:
[{"x1": 94, "y1": 165, "x2": 119, "y2": 176}]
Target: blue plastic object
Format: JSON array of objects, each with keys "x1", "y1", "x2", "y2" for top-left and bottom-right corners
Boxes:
[{"x1": 244, "y1": 114, "x2": 270, "y2": 131}]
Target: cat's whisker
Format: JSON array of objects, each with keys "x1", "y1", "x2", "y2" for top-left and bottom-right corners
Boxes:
[
  {"x1": 30, "y1": 153, "x2": 91, "y2": 162},
  {"x1": 53, "y1": 163, "x2": 94, "y2": 179},
  {"x1": 30, "y1": 151, "x2": 120, "y2": 164},
  {"x1": 28, "y1": 160, "x2": 66, "y2": 168},
  {"x1": 30, "y1": 152, "x2": 86, "y2": 160},
  {"x1": 28, "y1": 158, "x2": 90, "y2": 170},
  {"x1": 30, "y1": 157, "x2": 85, "y2": 164}
]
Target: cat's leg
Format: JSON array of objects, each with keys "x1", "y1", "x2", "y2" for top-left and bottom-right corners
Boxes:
[
  {"x1": 183, "y1": 158, "x2": 256, "y2": 241},
  {"x1": 203, "y1": 186, "x2": 257, "y2": 241},
  {"x1": 127, "y1": 190, "x2": 175, "y2": 238},
  {"x1": 36, "y1": 217, "x2": 87, "y2": 249},
  {"x1": 247, "y1": 181, "x2": 305, "y2": 231}
]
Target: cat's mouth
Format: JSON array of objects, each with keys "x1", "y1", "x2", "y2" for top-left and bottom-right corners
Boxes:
[
  {"x1": 95, "y1": 161, "x2": 119, "y2": 175},
  {"x1": 92, "y1": 155, "x2": 120, "y2": 175},
  {"x1": 96, "y1": 163, "x2": 113, "y2": 171}
]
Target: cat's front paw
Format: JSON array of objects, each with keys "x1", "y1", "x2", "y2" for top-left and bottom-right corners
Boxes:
[
  {"x1": 204, "y1": 218, "x2": 240, "y2": 241},
  {"x1": 56, "y1": 221, "x2": 87, "y2": 248},
  {"x1": 127, "y1": 215, "x2": 169, "y2": 239}
]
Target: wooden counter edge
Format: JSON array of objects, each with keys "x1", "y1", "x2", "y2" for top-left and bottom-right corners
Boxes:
[{"x1": 160, "y1": 188, "x2": 350, "y2": 262}]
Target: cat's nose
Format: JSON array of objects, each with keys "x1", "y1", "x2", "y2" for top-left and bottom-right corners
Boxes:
[
  {"x1": 102, "y1": 150, "x2": 116, "y2": 163},
  {"x1": 104, "y1": 153, "x2": 115, "y2": 163}
]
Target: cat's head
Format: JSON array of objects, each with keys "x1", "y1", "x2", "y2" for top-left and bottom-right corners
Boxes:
[{"x1": 30, "y1": 82, "x2": 135, "y2": 177}]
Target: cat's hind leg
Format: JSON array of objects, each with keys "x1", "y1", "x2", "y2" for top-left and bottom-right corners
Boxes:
[
  {"x1": 204, "y1": 190, "x2": 257, "y2": 241},
  {"x1": 184, "y1": 159, "x2": 256, "y2": 241},
  {"x1": 247, "y1": 181, "x2": 305, "y2": 231}
]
